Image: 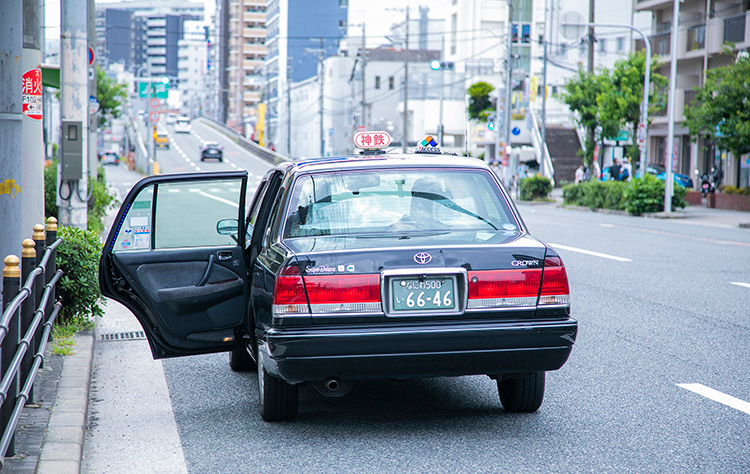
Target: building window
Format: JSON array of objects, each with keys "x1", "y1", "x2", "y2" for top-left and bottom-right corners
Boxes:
[
  {"x1": 616, "y1": 37, "x2": 624, "y2": 52},
  {"x1": 388, "y1": 76, "x2": 394, "y2": 90},
  {"x1": 375, "y1": 76, "x2": 381, "y2": 89}
]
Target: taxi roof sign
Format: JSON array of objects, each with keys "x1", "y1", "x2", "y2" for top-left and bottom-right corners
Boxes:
[
  {"x1": 415, "y1": 135, "x2": 441, "y2": 154},
  {"x1": 354, "y1": 131, "x2": 391, "y2": 150}
]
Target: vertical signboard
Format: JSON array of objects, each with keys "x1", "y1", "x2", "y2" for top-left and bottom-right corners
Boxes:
[{"x1": 22, "y1": 68, "x2": 43, "y2": 120}]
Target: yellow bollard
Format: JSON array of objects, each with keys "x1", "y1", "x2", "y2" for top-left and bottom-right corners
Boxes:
[
  {"x1": 3, "y1": 255, "x2": 20, "y2": 279},
  {"x1": 152, "y1": 162, "x2": 160, "y2": 175}
]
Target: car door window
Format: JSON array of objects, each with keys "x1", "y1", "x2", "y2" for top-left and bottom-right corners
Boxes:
[
  {"x1": 112, "y1": 178, "x2": 244, "y2": 252},
  {"x1": 245, "y1": 180, "x2": 269, "y2": 248}
]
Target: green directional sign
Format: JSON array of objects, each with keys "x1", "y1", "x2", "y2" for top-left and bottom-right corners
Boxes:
[
  {"x1": 607, "y1": 130, "x2": 629, "y2": 142},
  {"x1": 138, "y1": 81, "x2": 169, "y2": 99}
]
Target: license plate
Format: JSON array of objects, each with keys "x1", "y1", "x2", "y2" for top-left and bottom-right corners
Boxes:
[{"x1": 390, "y1": 276, "x2": 457, "y2": 313}]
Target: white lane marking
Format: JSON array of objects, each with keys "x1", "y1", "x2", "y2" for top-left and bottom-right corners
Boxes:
[
  {"x1": 730, "y1": 282, "x2": 750, "y2": 289},
  {"x1": 196, "y1": 190, "x2": 239, "y2": 209},
  {"x1": 677, "y1": 383, "x2": 750, "y2": 415},
  {"x1": 599, "y1": 224, "x2": 615, "y2": 228},
  {"x1": 548, "y1": 243, "x2": 632, "y2": 262}
]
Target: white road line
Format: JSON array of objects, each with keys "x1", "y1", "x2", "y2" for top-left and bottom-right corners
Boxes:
[
  {"x1": 548, "y1": 243, "x2": 632, "y2": 262},
  {"x1": 196, "y1": 190, "x2": 239, "y2": 209},
  {"x1": 677, "y1": 383, "x2": 750, "y2": 415},
  {"x1": 730, "y1": 282, "x2": 750, "y2": 289}
]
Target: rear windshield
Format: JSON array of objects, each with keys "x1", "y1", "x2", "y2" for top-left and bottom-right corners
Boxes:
[{"x1": 283, "y1": 168, "x2": 516, "y2": 238}]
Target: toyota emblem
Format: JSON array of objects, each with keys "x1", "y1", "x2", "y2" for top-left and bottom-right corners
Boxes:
[{"x1": 414, "y1": 252, "x2": 432, "y2": 265}]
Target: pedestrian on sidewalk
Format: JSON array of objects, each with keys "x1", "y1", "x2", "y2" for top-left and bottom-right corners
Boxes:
[{"x1": 575, "y1": 164, "x2": 585, "y2": 184}]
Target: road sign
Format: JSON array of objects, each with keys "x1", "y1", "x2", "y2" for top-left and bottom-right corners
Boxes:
[
  {"x1": 607, "y1": 130, "x2": 629, "y2": 142},
  {"x1": 150, "y1": 98, "x2": 160, "y2": 109},
  {"x1": 637, "y1": 123, "x2": 646, "y2": 146},
  {"x1": 88, "y1": 46, "x2": 95, "y2": 66},
  {"x1": 89, "y1": 96, "x2": 100, "y2": 114},
  {"x1": 149, "y1": 111, "x2": 160, "y2": 123},
  {"x1": 139, "y1": 82, "x2": 169, "y2": 99}
]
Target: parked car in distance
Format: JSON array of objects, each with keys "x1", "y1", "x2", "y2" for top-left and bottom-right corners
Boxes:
[
  {"x1": 165, "y1": 113, "x2": 177, "y2": 125},
  {"x1": 100, "y1": 151, "x2": 119, "y2": 165},
  {"x1": 175, "y1": 117, "x2": 191, "y2": 133},
  {"x1": 99, "y1": 132, "x2": 577, "y2": 422},
  {"x1": 201, "y1": 142, "x2": 223, "y2": 161},
  {"x1": 645, "y1": 164, "x2": 693, "y2": 188}
]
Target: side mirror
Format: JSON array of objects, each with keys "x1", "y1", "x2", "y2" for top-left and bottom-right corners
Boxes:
[{"x1": 216, "y1": 219, "x2": 239, "y2": 242}]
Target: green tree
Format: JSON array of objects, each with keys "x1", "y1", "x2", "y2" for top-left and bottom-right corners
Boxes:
[
  {"x1": 466, "y1": 81, "x2": 495, "y2": 121},
  {"x1": 561, "y1": 70, "x2": 608, "y2": 168},
  {"x1": 96, "y1": 66, "x2": 128, "y2": 128},
  {"x1": 597, "y1": 50, "x2": 667, "y2": 165},
  {"x1": 684, "y1": 46, "x2": 750, "y2": 161}
]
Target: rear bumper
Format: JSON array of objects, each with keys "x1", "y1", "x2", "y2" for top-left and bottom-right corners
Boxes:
[{"x1": 258, "y1": 319, "x2": 577, "y2": 384}]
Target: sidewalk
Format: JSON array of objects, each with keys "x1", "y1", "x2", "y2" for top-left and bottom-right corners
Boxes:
[{"x1": 2, "y1": 187, "x2": 749, "y2": 473}]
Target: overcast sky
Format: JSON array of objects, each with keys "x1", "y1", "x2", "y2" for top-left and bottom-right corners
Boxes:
[{"x1": 45, "y1": 0, "x2": 449, "y2": 45}]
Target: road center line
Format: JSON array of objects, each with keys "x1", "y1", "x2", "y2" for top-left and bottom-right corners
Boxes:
[
  {"x1": 677, "y1": 383, "x2": 750, "y2": 415},
  {"x1": 730, "y1": 282, "x2": 750, "y2": 289},
  {"x1": 548, "y1": 243, "x2": 632, "y2": 262},
  {"x1": 196, "y1": 190, "x2": 239, "y2": 209}
]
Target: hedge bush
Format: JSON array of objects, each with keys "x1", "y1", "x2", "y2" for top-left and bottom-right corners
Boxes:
[
  {"x1": 56, "y1": 226, "x2": 104, "y2": 324},
  {"x1": 519, "y1": 175, "x2": 552, "y2": 201},
  {"x1": 563, "y1": 175, "x2": 686, "y2": 215}
]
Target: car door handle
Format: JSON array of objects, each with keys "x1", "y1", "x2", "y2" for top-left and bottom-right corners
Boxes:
[{"x1": 217, "y1": 251, "x2": 233, "y2": 261}]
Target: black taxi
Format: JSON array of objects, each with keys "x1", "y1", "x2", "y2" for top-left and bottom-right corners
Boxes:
[{"x1": 99, "y1": 133, "x2": 578, "y2": 421}]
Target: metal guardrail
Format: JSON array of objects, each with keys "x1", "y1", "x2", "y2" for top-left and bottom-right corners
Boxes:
[
  {"x1": 0, "y1": 218, "x2": 63, "y2": 467},
  {"x1": 193, "y1": 116, "x2": 292, "y2": 165}
]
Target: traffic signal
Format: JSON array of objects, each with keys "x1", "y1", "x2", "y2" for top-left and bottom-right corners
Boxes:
[
  {"x1": 487, "y1": 114, "x2": 496, "y2": 131},
  {"x1": 430, "y1": 61, "x2": 455, "y2": 70}
]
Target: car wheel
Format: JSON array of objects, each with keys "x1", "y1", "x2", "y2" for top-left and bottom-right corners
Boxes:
[
  {"x1": 258, "y1": 360, "x2": 298, "y2": 421},
  {"x1": 497, "y1": 372, "x2": 545, "y2": 412},
  {"x1": 229, "y1": 344, "x2": 256, "y2": 371},
  {"x1": 218, "y1": 157, "x2": 223, "y2": 162}
]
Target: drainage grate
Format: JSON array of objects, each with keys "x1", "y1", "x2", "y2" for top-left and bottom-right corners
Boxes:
[{"x1": 100, "y1": 331, "x2": 146, "y2": 342}]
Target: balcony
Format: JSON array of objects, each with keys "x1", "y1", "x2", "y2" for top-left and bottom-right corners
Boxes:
[
  {"x1": 724, "y1": 14, "x2": 746, "y2": 44},
  {"x1": 243, "y1": 27, "x2": 266, "y2": 38},
  {"x1": 243, "y1": 12, "x2": 265, "y2": 23},
  {"x1": 651, "y1": 31, "x2": 671, "y2": 56},
  {"x1": 243, "y1": 59, "x2": 263, "y2": 69},
  {"x1": 243, "y1": 91, "x2": 262, "y2": 103},
  {"x1": 687, "y1": 24, "x2": 705, "y2": 52},
  {"x1": 243, "y1": 44, "x2": 266, "y2": 55}
]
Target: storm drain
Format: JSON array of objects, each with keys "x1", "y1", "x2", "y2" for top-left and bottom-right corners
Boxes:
[{"x1": 100, "y1": 331, "x2": 146, "y2": 342}]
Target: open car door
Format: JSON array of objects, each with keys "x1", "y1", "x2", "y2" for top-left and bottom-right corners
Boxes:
[{"x1": 100, "y1": 171, "x2": 250, "y2": 359}]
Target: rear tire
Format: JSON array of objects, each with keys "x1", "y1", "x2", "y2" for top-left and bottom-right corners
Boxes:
[
  {"x1": 497, "y1": 372, "x2": 545, "y2": 412},
  {"x1": 229, "y1": 345, "x2": 255, "y2": 371},
  {"x1": 258, "y1": 361, "x2": 298, "y2": 421}
]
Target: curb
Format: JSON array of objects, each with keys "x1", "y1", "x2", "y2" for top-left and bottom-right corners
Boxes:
[{"x1": 36, "y1": 334, "x2": 94, "y2": 474}]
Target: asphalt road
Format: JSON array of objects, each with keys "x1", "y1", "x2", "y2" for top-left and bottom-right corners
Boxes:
[{"x1": 85, "y1": 134, "x2": 750, "y2": 473}]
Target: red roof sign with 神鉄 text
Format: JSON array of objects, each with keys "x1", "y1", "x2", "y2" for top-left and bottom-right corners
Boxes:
[
  {"x1": 22, "y1": 68, "x2": 43, "y2": 121},
  {"x1": 353, "y1": 131, "x2": 391, "y2": 149}
]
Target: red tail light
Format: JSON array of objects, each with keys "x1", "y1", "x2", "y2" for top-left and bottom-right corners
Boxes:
[
  {"x1": 539, "y1": 256, "x2": 570, "y2": 305},
  {"x1": 304, "y1": 274, "x2": 381, "y2": 314},
  {"x1": 272, "y1": 266, "x2": 308, "y2": 316},
  {"x1": 467, "y1": 269, "x2": 541, "y2": 309}
]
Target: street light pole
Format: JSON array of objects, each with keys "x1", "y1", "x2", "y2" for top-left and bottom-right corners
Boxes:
[
  {"x1": 502, "y1": 0, "x2": 514, "y2": 178},
  {"x1": 402, "y1": 7, "x2": 410, "y2": 152},
  {"x1": 664, "y1": 0, "x2": 680, "y2": 213}
]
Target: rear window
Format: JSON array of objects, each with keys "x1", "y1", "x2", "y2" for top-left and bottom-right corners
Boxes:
[{"x1": 283, "y1": 168, "x2": 516, "y2": 238}]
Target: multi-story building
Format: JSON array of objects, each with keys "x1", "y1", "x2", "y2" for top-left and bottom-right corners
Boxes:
[
  {"x1": 634, "y1": 0, "x2": 749, "y2": 188},
  {"x1": 225, "y1": 0, "x2": 267, "y2": 136},
  {"x1": 178, "y1": 21, "x2": 209, "y2": 117},
  {"x1": 264, "y1": 0, "x2": 348, "y2": 154}
]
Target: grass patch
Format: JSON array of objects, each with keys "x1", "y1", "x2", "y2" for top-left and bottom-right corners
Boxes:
[{"x1": 51, "y1": 319, "x2": 94, "y2": 355}]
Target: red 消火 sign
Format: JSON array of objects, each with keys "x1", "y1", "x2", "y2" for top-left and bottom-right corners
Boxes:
[{"x1": 22, "y1": 68, "x2": 43, "y2": 121}]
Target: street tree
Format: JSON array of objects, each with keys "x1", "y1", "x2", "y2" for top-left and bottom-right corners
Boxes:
[
  {"x1": 683, "y1": 46, "x2": 750, "y2": 161},
  {"x1": 597, "y1": 50, "x2": 667, "y2": 166},
  {"x1": 561, "y1": 69, "x2": 610, "y2": 169},
  {"x1": 467, "y1": 81, "x2": 495, "y2": 121},
  {"x1": 96, "y1": 66, "x2": 128, "y2": 128}
]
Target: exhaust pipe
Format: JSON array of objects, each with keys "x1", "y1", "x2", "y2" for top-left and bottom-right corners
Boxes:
[{"x1": 314, "y1": 378, "x2": 353, "y2": 398}]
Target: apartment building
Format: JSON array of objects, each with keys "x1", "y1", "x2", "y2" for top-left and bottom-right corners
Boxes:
[
  {"x1": 225, "y1": 0, "x2": 267, "y2": 135},
  {"x1": 635, "y1": 0, "x2": 749, "y2": 187}
]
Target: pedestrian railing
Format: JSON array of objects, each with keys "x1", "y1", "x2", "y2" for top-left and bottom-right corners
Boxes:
[{"x1": 0, "y1": 218, "x2": 63, "y2": 466}]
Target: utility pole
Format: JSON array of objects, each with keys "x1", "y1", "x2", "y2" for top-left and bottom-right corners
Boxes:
[
  {"x1": 361, "y1": 23, "x2": 367, "y2": 130},
  {"x1": 587, "y1": 0, "x2": 596, "y2": 171},
  {"x1": 540, "y1": 0, "x2": 549, "y2": 179},
  {"x1": 664, "y1": 0, "x2": 680, "y2": 213},
  {"x1": 0, "y1": 0, "x2": 24, "y2": 272},
  {"x1": 59, "y1": 0, "x2": 90, "y2": 229},
  {"x1": 319, "y1": 38, "x2": 325, "y2": 156},
  {"x1": 502, "y1": 0, "x2": 514, "y2": 178},
  {"x1": 402, "y1": 7, "x2": 410, "y2": 152},
  {"x1": 22, "y1": 0, "x2": 45, "y2": 236},
  {"x1": 438, "y1": 35, "x2": 445, "y2": 145}
]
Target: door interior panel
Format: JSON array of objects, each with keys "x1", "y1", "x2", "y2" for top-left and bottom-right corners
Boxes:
[{"x1": 113, "y1": 247, "x2": 246, "y2": 341}]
